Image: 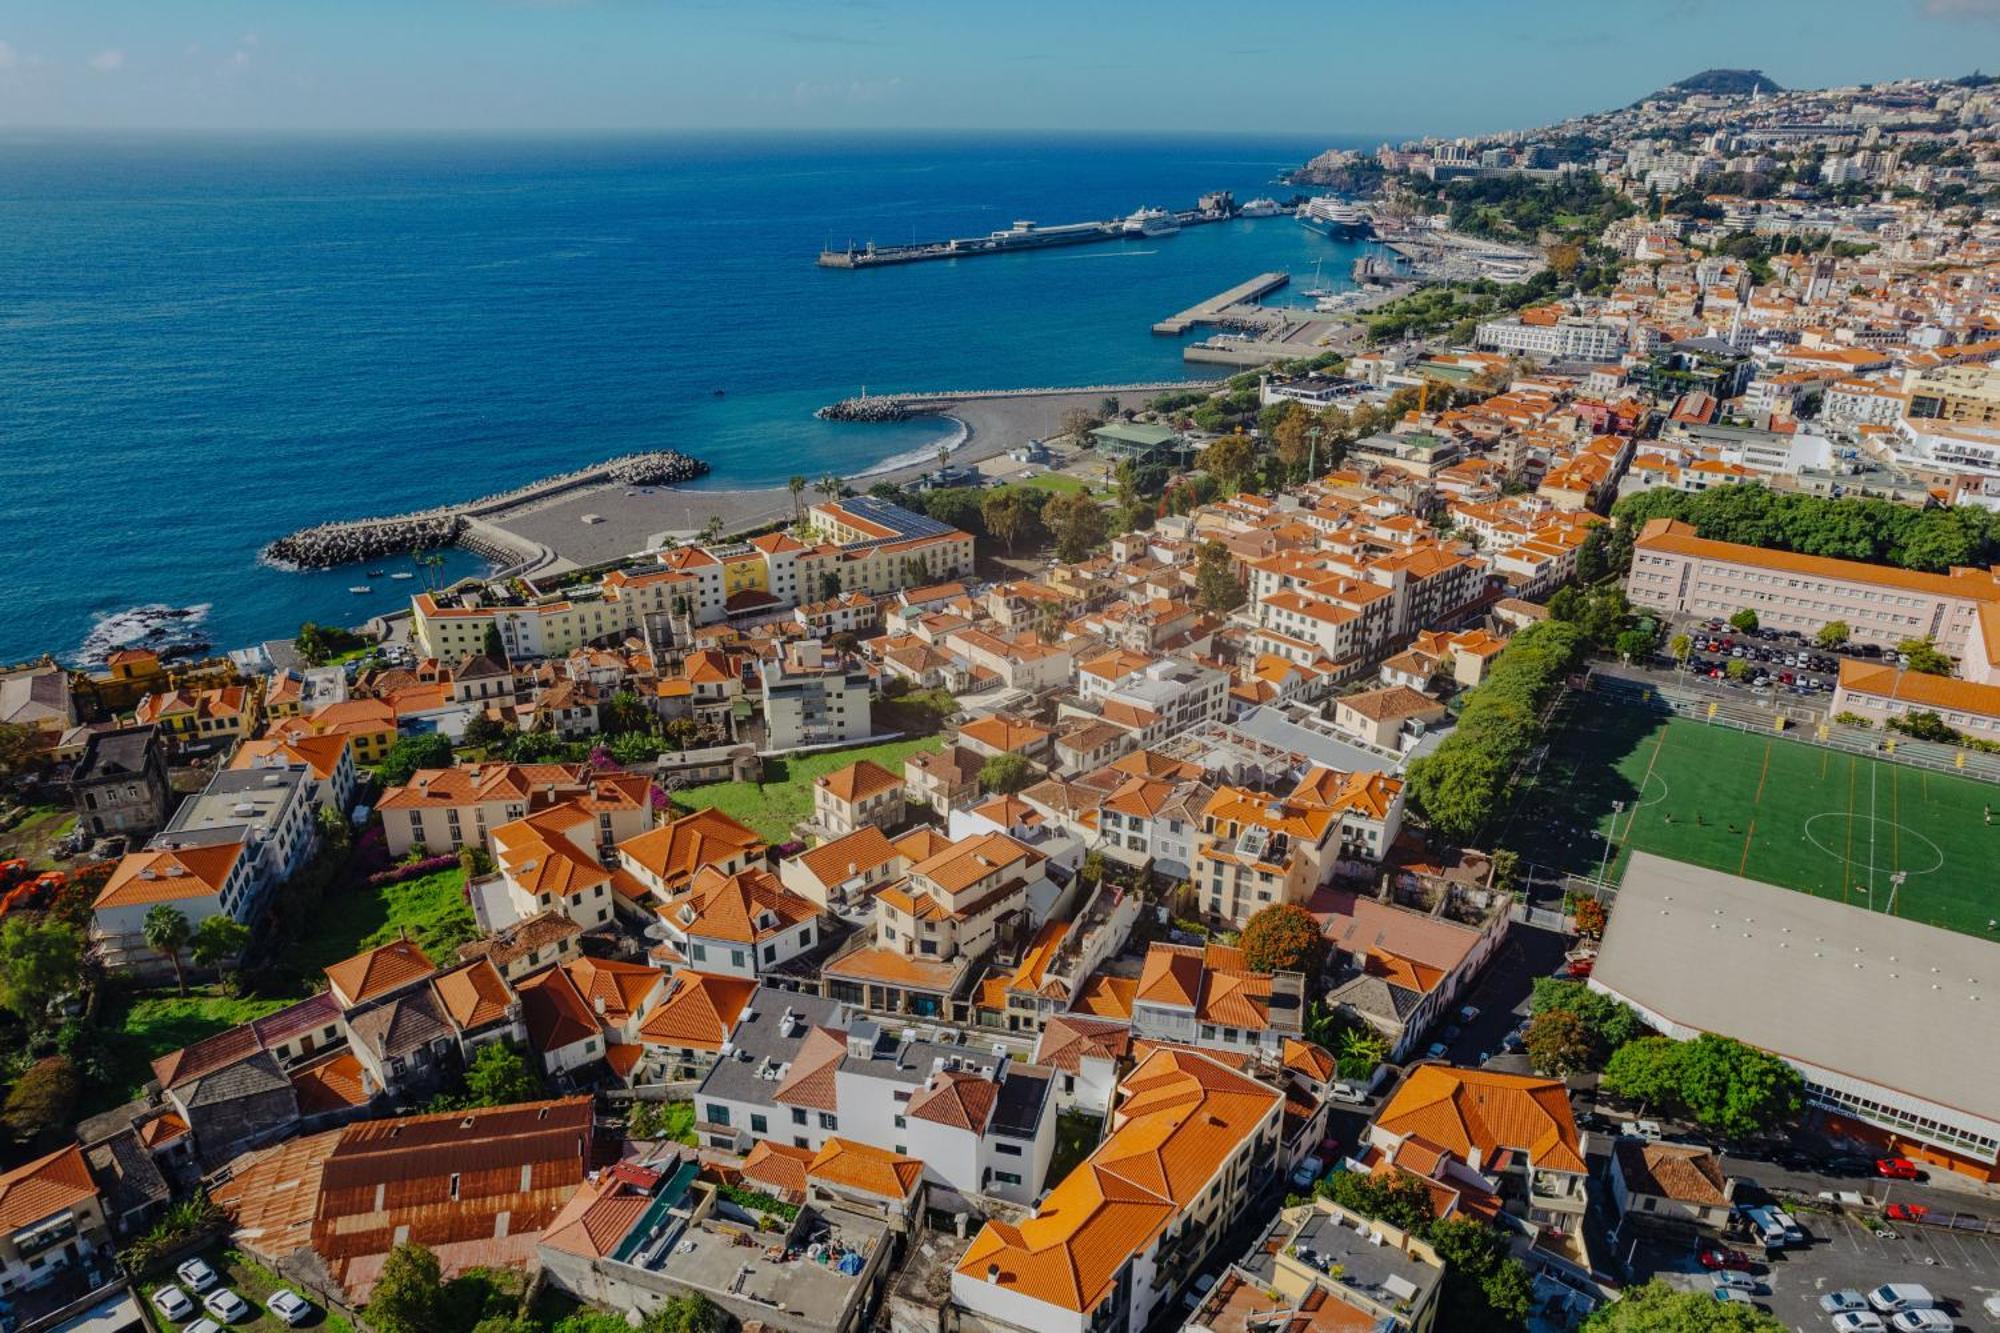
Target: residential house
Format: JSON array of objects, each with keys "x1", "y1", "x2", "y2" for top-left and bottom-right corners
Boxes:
[
  {"x1": 652, "y1": 866, "x2": 821, "y2": 978},
  {"x1": 1128, "y1": 942, "x2": 1305, "y2": 1060},
  {"x1": 377, "y1": 763, "x2": 652, "y2": 860},
  {"x1": 1607, "y1": 1140, "x2": 1736, "y2": 1238},
  {"x1": 904, "y1": 746, "x2": 984, "y2": 816},
  {"x1": 813, "y1": 759, "x2": 905, "y2": 838},
  {"x1": 228, "y1": 733, "x2": 357, "y2": 816},
  {"x1": 0, "y1": 1146, "x2": 114, "y2": 1300},
  {"x1": 1314, "y1": 887, "x2": 1509, "y2": 1064},
  {"x1": 70, "y1": 725, "x2": 172, "y2": 842}
]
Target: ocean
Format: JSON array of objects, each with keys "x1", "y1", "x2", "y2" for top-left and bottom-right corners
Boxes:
[{"x1": 0, "y1": 130, "x2": 1381, "y2": 664}]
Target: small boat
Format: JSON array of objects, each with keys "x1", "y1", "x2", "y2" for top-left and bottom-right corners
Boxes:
[
  {"x1": 1238, "y1": 197, "x2": 1281, "y2": 218},
  {"x1": 366, "y1": 569, "x2": 385, "y2": 578},
  {"x1": 1301, "y1": 257, "x2": 1334, "y2": 300},
  {"x1": 348, "y1": 585, "x2": 372, "y2": 595},
  {"x1": 390, "y1": 572, "x2": 415, "y2": 580}
]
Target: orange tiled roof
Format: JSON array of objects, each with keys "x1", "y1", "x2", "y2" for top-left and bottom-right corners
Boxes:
[
  {"x1": 1374, "y1": 1065, "x2": 1585, "y2": 1175},
  {"x1": 636, "y1": 970, "x2": 756, "y2": 1052},
  {"x1": 1072, "y1": 974, "x2": 1137, "y2": 1022},
  {"x1": 795, "y1": 825, "x2": 901, "y2": 888},
  {"x1": 431, "y1": 959, "x2": 516, "y2": 1031},
  {"x1": 774, "y1": 1026, "x2": 849, "y2": 1112},
  {"x1": 741, "y1": 1140, "x2": 814, "y2": 1199},
  {"x1": 662, "y1": 866, "x2": 816, "y2": 945},
  {"x1": 808, "y1": 1137, "x2": 924, "y2": 1200},
  {"x1": 817, "y1": 758, "x2": 903, "y2": 804},
  {"x1": 93, "y1": 843, "x2": 244, "y2": 909},
  {"x1": 325, "y1": 939, "x2": 436, "y2": 1008},
  {"x1": 0, "y1": 1145, "x2": 100, "y2": 1233},
  {"x1": 619, "y1": 808, "x2": 765, "y2": 888}
]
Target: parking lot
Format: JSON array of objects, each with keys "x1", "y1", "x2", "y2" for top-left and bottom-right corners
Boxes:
[{"x1": 1641, "y1": 1201, "x2": 2000, "y2": 1330}]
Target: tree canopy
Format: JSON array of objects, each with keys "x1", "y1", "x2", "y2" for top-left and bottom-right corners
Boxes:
[
  {"x1": 462, "y1": 1042, "x2": 545, "y2": 1108},
  {"x1": 979, "y1": 752, "x2": 1036, "y2": 796},
  {"x1": 1609, "y1": 485, "x2": 2000, "y2": 575},
  {"x1": 377, "y1": 733, "x2": 456, "y2": 786},
  {"x1": 1195, "y1": 541, "x2": 1247, "y2": 614},
  {"x1": 1602, "y1": 1034, "x2": 1803, "y2": 1138},
  {"x1": 0, "y1": 917, "x2": 82, "y2": 1028},
  {"x1": 1580, "y1": 1280, "x2": 1784, "y2": 1331},
  {"x1": 366, "y1": 1243, "x2": 444, "y2": 1333},
  {"x1": 1241, "y1": 903, "x2": 1328, "y2": 976},
  {"x1": 1041, "y1": 491, "x2": 1109, "y2": 563}
]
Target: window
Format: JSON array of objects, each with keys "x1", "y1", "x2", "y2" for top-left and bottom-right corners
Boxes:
[
  {"x1": 819, "y1": 1112, "x2": 838, "y2": 1130},
  {"x1": 751, "y1": 1114, "x2": 768, "y2": 1134},
  {"x1": 793, "y1": 1107, "x2": 808, "y2": 1125},
  {"x1": 707, "y1": 1104, "x2": 730, "y2": 1126},
  {"x1": 994, "y1": 1171, "x2": 1022, "y2": 1186},
  {"x1": 996, "y1": 1142, "x2": 1022, "y2": 1156},
  {"x1": 795, "y1": 1136, "x2": 810, "y2": 1149}
]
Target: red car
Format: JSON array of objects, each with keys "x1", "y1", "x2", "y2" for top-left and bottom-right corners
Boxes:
[
  {"x1": 1884, "y1": 1203, "x2": 1929, "y2": 1222},
  {"x1": 1875, "y1": 1157, "x2": 1920, "y2": 1180},
  {"x1": 1697, "y1": 1246, "x2": 1752, "y2": 1272},
  {"x1": 1567, "y1": 957, "x2": 1595, "y2": 979}
]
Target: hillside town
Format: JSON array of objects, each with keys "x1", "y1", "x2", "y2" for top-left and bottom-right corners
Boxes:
[{"x1": 1, "y1": 66, "x2": 2000, "y2": 1333}]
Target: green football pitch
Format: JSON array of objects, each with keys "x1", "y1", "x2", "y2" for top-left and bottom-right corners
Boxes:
[{"x1": 1499, "y1": 705, "x2": 2000, "y2": 938}]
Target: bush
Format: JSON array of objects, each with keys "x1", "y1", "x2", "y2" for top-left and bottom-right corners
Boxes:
[
  {"x1": 3, "y1": 1056, "x2": 78, "y2": 1144},
  {"x1": 368, "y1": 854, "x2": 459, "y2": 888},
  {"x1": 717, "y1": 1183, "x2": 799, "y2": 1221},
  {"x1": 1241, "y1": 903, "x2": 1328, "y2": 976}
]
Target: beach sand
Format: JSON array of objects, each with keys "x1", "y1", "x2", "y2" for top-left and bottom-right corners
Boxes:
[{"x1": 481, "y1": 384, "x2": 1197, "y2": 569}]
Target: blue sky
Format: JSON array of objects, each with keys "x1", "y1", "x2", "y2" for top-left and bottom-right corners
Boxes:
[{"x1": 0, "y1": 0, "x2": 1994, "y2": 136}]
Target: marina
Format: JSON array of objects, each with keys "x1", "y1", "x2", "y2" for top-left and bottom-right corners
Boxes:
[{"x1": 818, "y1": 193, "x2": 1240, "y2": 268}]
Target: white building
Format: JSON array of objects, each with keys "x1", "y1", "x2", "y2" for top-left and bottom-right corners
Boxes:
[{"x1": 760, "y1": 640, "x2": 873, "y2": 751}]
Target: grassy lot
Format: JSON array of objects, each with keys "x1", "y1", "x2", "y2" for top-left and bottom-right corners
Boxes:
[
  {"x1": 1499, "y1": 711, "x2": 2000, "y2": 937},
  {"x1": 0, "y1": 802, "x2": 76, "y2": 870},
  {"x1": 1010, "y1": 473, "x2": 1091, "y2": 494},
  {"x1": 143, "y1": 1247, "x2": 353, "y2": 1333},
  {"x1": 1047, "y1": 1110, "x2": 1103, "y2": 1188},
  {"x1": 92, "y1": 990, "x2": 293, "y2": 1115},
  {"x1": 293, "y1": 865, "x2": 479, "y2": 977},
  {"x1": 678, "y1": 735, "x2": 945, "y2": 841}
]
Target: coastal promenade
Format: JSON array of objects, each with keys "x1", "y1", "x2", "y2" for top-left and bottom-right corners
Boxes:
[{"x1": 479, "y1": 383, "x2": 1214, "y2": 571}]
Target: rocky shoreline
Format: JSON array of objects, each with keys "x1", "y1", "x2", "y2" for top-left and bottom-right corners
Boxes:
[
  {"x1": 816, "y1": 395, "x2": 926, "y2": 423},
  {"x1": 264, "y1": 450, "x2": 708, "y2": 569}
]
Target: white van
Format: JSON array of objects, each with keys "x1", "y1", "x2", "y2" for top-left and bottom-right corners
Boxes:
[
  {"x1": 1739, "y1": 1204, "x2": 1792, "y2": 1249},
  {"x1": 1868, "y1": 1283, "x2": 1938, "y2": 1313}
]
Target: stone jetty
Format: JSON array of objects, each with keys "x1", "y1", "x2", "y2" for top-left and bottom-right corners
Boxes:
[
  {"x1": 264, "y1": 450, "x2": 708, "y2": 569},
  {"x1": 815, "y1": 380, "x2": 1218, "y2": 424}
]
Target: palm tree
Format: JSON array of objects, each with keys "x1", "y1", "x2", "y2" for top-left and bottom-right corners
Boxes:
[
  {"x1": 787, "y1": 475, "x2": 808, "y2": 528},
  {"x1": 144, "y1": 904, "x2": 193, "y2": 997},
  {"x1": 1036, "y1": 599, "x2": 1064, "y2": 645}
]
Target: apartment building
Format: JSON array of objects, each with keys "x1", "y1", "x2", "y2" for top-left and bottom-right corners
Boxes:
[
  {"x1": 1128, "y1": 942, "x2": 1306, "y2": 1059},
  {"x1": 490, "y1": 803, "x2": 625, "y2": 932},
  {"x1": 761, "y1": 640, "x2": 872, "y2": 751},
  {"x1": 951, "y1": 1047, "x2": 1285, "y2": 1333},
  {"x1": 1475, "y1": 314, "x2": 1625, "y2": 361},
  {"x1": 91, "y1": 765, "x2": 319, "y2": 977},
  {"x1": 693, "y1": 990, "x2": 1056, "y2": 1205},
  {"x1": 1191, "y1": 786, "x2": 1340, "y2": 927},
  {"x1": 1625, "y1": 516, "x2": 2000, "y2": 657},
  {"x1": 1908, "y1": 362, "x2": 2000, "y2": 426},
  {"x1": 378, "y1": 763, "x2": 653, "y2": 860}
]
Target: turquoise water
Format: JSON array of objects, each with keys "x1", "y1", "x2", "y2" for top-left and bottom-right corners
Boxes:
[{"x1": 0, "y1": 131, "x2": 1376, "y2": 662}]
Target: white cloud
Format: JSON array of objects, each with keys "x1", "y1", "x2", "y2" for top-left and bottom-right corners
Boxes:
[{"x1": 88, "y1": 48, "x2": 124, "y2": 72}]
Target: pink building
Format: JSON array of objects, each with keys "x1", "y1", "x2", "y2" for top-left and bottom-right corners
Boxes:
[{"x1": 1626, "y1": 518, "x2": 2000, "y2": 671}]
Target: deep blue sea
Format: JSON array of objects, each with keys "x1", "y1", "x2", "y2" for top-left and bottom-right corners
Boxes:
[{"x1": 0, "y1": 131, "x2": 1380, "y2": 664}]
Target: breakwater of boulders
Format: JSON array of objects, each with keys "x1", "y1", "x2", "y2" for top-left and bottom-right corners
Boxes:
[
  {"x1": 263, "y1": 450, "x2": 709, "y2": 569},
  {"x1": 817, "y1": 395, "x2": 923, "y2": 423}
]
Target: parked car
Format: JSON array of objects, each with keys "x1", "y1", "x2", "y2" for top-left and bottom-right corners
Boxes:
[
  {"x1": 1820, "y1": 1290, "x2": 1870, "y2": 1315},
  {"x1": 154, "y1": 1287, "x2": 197, "y2": 1322},
  {"x1": 1712, "y1": 1287, "x2": 1756, "y2": 1307},
  {"x1": 175, "y1": 1258, "x2": 220, "y2": 1294},
  {"x1": 185, "y1": 1321, "x2": 223, "y2": 1333},
  {"x1": 1884, "y1": 1203, "x2": 1930, "y2": 1222},
  {"x1": 1425, "y1": 1041, "x2": 1449, "y2": 1060},
  {"x1": 267, "y1": 1290, "x2": 314, "y2": 1328},
  {"x1": 1888, "y1": 1311, "x2": 1952, "y2": 1333},
  {"x1": 1824, "y1": 1153, "x2": 1875, "y2": 1176},
  {"x1": 1698, "y1": 1246, "x2": 1752, "y2": 1272},
  {"x1": 1457, "y1": 1004, "x2": 1480, "y2": 1024},
  {"x1": 1830, "y1": 1314, "x2": 1887, "y2": 1333},
  {"x1": 200, "y1": 1289, "x2": 251, "y2": 1324},
  {"x1": 1875, "y1": 1157, "x2": 1921, "y2": 1180},
  {"x1": 1290, "y1": 1155, "x2": 1325, "y2": 1189},
  {"x1": 1620, "y1": 1119, "x2": 1664, "y2": 1141},
  {"x1": 1868, "y1": 1283, "x2": 1938, "y2": 1313},
  {"x1": 1712, "y1": 1271, "x2": 1759, "y2": 1294},
  {"x1": 1181, "y1": 1275, "x2": 1217, "y2": 1312}
]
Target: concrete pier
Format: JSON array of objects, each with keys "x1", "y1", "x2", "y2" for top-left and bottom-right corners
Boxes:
[{"x1": 1152, "y1": 271, "x2": 1293, "y2": 335}]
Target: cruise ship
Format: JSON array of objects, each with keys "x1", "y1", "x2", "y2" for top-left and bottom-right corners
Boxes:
[
  {"x1": 1237, "y1": 197, "x2": 1281, "y2": 218},
  {"x1": 1296, "y1": 196, "x2": 1370, "y2": 240},
  {"x1": 1122, "y1": 206, "x2": 1182, "y2": 238}
]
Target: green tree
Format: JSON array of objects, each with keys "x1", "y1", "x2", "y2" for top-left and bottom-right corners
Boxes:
[
  {"x1": 1530, "y1": 978, "x2": 1645, "y2": 1050},
  {"x1": 981, "y1": 488, "x2": 1040, "y2": 557},
  {"x1": 1574, "y1": 527, "x2": 1610, "y2": 585},
  {"x1": 1613, "y1": 628, "x2": 1655, "y2": 663},
  {"x1": 2, "y1": 1056, "x2": 79, "y2": 1146},
  {"x1": 980, "y1": 752, "x2": 1036, "y2": 796},
  {"x1": 0, "y1": 724, "x2": 41, "y2": 782},
  {"x1": 0, "y1": 917, "x2": 82, "y2": 1028},
  {"x1": 1426, "y1": 1216, "x2": 1533, "y2": 1332},
  {"x1": 1668, "y1": 633, "x2": 1692, "y2": 666},
  {"x1": 645, "y1": 1293, "x2": 725, "y2": 1333},
  {"x1": 1581, "y1": 1280, "x2": 1784, "y2": 1331},
  {"x1": 1523, "y1": 1009, "x2": 1598, "y2": 1076},
  {"x1": 1671, "y1": 1033, "x2": 1804, "y2": 1138},
  {"x1": 461, "y1": 714, "x2": 510, "y2": 751},
  {"x1": 1271, "y1": 403, "x2": 1312, "y2": 482},
  {"x1": 1315, "y1": 1167, "x2": 1437, "y2": 1233},
  {"x1": 1042, "y1": 491, "x2": 1109, "y2": 563},
  {"x1": 190, "y1": 915, "x2": 251, "y2": 974},
  {"x1": 367, "y1": 1243, "x2": 445, "y2": 1333},
  {"x1": 1240, "y1": 903, "x2": 1328, "y2": 977},
  {"x1": 463, "y1": 1043, "x2": 545, "y2": 1108},
  {"x1": 1195, "y1": 541, "x2": 1247, "y2": 614},
  {"x1": 1897, "y1": 637, "x2": 1954, "y2": 676},
  {"x1": 1728, "y1": 608, "x2": 1759, "y2": 633},
  {"x1": 378, "y1": 733, "x2": 456, "y2": 786},
  {"x1": 1724, "y1": 657, "x2": 1751, "y2": 682},
  {"x1": 144, "y1": 904, "x2": 193, "y2": 997},
  {"x1": 1201, "y1": 433, "x2": 1256, "y2": 495},
  {"x1": 788, "y1": 475, "x2": 809, "y2": 529},
  {"x1": 601, "y1": 689, "x2": 652, "y2": 736},
  {"x1": 481, "y1": 624, "x2": 506, "y2": 661},
  {"x1": 1815, "y1": 620, "x2": 1850, "y2": 649},
  {"x1": 1601, "y1": 1037, "x2": 1687, "y2": 1112}
]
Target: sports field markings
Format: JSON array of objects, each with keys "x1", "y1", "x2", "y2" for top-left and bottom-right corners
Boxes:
[
  {"x1": 1753, "y1": 740, "x2": 1772, "y2": 805},
  {"x1": 1843, "y1": 756, "x2": 1857, "y2": 904},
  {"x1": 1636, "y1": 772, "x2": 1670, "y2": 809},
  {"x1": 1801, "y1": 813, "x2": 1945, "y2": 877},
  {"x1": 1737, "y1": 817, "x2": 1757, "y2": 875}
]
